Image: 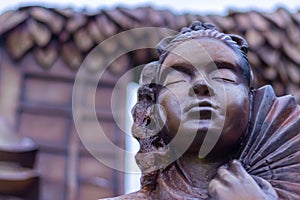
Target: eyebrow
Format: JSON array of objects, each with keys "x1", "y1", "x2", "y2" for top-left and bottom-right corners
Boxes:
[{"x1": 209, "y1": 61, "x2": 238, "y2": 71}]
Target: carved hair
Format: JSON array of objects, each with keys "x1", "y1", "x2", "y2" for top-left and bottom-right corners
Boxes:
[{"x1": 131, "y1": 21, "x2": 254, "y2": 191}]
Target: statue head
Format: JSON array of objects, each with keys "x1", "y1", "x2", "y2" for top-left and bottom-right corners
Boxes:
[{"x1": 131, "y1": 21, "x2": 254, "y2": 190}]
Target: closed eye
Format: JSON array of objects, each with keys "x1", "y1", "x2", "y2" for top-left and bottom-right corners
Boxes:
[
  {"x1": 165, "y1": 80, "x2": 187, "y2": 86},
  {"x1": 210, "y1": 68, "x2": 238, "y2": 83},
  {"x1": 163, "y1": 68, "x2": 190, "y2": 87},
  {"x1": 212, "y1": 77, "x2": 236, "y2": 83}
]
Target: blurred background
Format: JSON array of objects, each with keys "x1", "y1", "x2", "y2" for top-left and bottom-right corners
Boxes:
[
  {"x1": 0, "y1": 0, "x2": 299, "y2": 199},
  {"x1": 1, "y1": 0, "x2": 300, "y2": 15}
]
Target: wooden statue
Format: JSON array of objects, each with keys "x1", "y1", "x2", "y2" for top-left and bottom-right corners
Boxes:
[{"x1": 104, "y1": 21, "x2": 300, "y2": 199}]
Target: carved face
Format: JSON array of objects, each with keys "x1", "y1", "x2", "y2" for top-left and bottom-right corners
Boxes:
[{"x1": 157, "y1": 38, "x2": 250, "y2": 158}]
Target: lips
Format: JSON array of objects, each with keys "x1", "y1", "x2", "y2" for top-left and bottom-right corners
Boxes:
[{"x1": 184, "y1": 100, "x2": 217, "y2": 119}]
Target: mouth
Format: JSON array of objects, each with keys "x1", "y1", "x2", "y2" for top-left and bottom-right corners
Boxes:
[{"x1": 184, "y1": 100, "x2": 217, "y2": 120}]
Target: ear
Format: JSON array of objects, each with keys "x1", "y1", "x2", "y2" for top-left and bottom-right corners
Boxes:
[
  {"x1": 139, "y1": 61, "x2": 160, "y2": 85},
  {"x1": 229, "y1": 34, "x2": 249, "y2": 54}
]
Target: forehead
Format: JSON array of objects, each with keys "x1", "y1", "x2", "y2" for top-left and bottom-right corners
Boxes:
[{"x1": 160, "y1": 38, "x2": 241, "y2": 73}]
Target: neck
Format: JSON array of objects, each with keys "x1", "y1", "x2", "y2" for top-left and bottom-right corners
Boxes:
[{"x1": 176, "y1": 153, "x2": 230, "y2": 188}]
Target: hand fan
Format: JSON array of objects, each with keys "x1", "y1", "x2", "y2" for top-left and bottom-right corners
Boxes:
[{"x1": 236, "y1": 85, "x2": 300, "y2": 199}]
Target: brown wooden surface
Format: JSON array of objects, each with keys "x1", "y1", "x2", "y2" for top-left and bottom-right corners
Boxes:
[
  {"x1": 0, "y1": 51, "x2": 127, "y2": 199},
  {"x1": 0, "y1": 124, "x2": 39, "y2": 199}
]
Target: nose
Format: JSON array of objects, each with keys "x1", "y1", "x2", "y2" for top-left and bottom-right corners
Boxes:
[{"x1": 189, "y1": 79, "x2": 213, "y2": 97}]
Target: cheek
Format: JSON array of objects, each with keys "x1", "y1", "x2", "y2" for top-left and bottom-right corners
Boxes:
[
  {"x1": 158, "y1": 90, "x2": 183, "y2": 137},
  {"x1": 224, "y1": 89, "x2": 250, "y2": 134},
  {"x1": 228, "y1": 98, "x2": 249, "y2": 125},
  {"x1": 158, "y1": 91, "x2": 181, "y2": 121},
  {"x1": 230, "y1": 93, "x2": 249, "y2": 112}
]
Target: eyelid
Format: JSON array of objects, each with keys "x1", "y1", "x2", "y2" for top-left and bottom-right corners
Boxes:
[
  {"x1": 160, "y1": 65, "x2": 192, "y2": 83},
  {"x1": 210, "y1": 69, "x2": 238, "y2": 83},
  {"x1": 163, "y1": 68, "x2": 190, "y2": 86},
  {"x1": 165, "y1": 80, "x2": 187, "y2": 86},
  {"x1": 212, "y1": 77, "x2": 236, "y2": 83}
]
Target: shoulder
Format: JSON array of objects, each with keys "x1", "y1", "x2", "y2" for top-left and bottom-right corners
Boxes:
[{"x1": 99, "y1": 190, "x2": 150, "y2": 200}]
